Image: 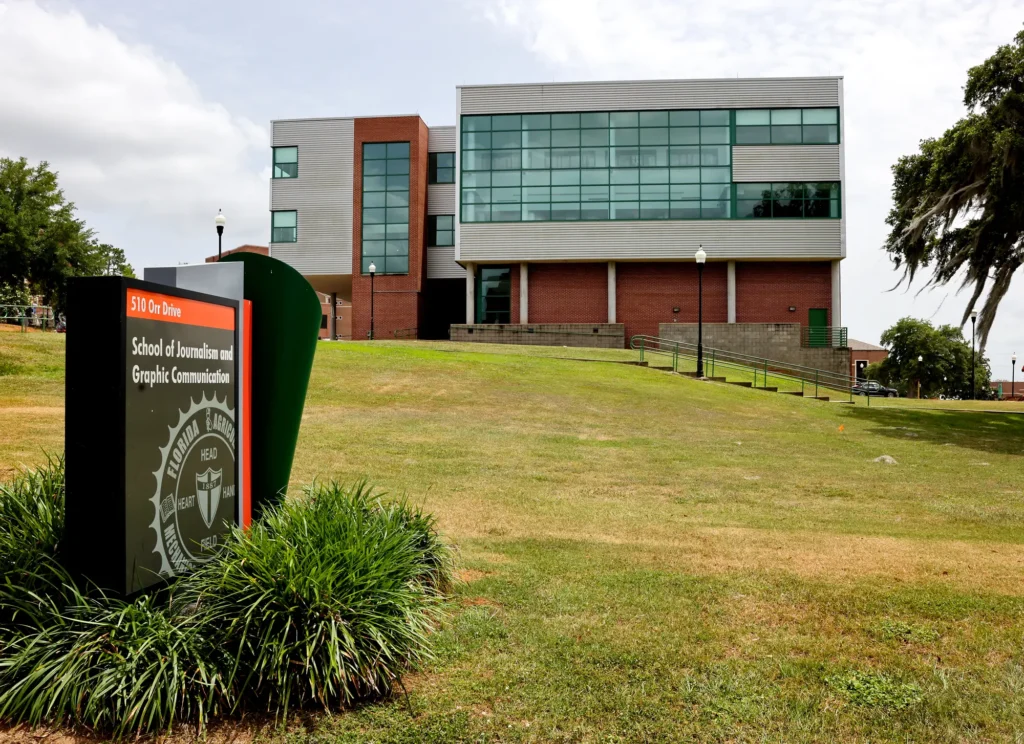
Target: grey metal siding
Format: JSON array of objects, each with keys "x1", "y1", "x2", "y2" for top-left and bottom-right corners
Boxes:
[
  {"x1": 459, "y1": 77, "x2": 840, "y2": 114},
  {"x1": 427, "y1": 184, "x2": 456, "y2": 215},
  {"x1": 460, "y1": 220, "x2": 843, "y2": 262},
  {"x1": 732, "y1": 145, "x2": 841, "y2": 181},
  {"x1": 270, "y1": 118, "x2": 354, "y2": 275},
  {"x1": 427, "y1": 246, "x2": 466, "y2": 279},
  {"x1": 428, "y1": 126, "x2": 456, "y2": 152}
]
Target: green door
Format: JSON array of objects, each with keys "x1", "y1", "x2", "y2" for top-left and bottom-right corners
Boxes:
[{"x1": 808, "y1": 308, "x2": 828, "y2": 347}]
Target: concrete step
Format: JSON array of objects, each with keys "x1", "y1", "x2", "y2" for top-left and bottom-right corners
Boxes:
[
  {"x1": 809, "y1": 395, "x2": 830, "y2": 401},
  {"x1": 726, "y1": 381, "x2": 753, "y2": 388},
  {"x1": 707, "y1": 376, "x2": 728, "y2": 382},
  {"x1": 649, "y1": 365, "x2": 674, "y2": 371},
  {"x1": 757, "y1": 386, "x2": 779, "y2": 393},
  {"x1": 780, "y1": 391, "x2": 804, "y2": 396}
]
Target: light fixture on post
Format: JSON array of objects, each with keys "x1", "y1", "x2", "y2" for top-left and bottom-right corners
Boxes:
[
  {"x1": 1012, "y1": 353, "x2": 1017, "y2": 399},
  {"x1": 368, "y1": 262, "x2": 376, "y2": 341},
  {"x1": 695, "y1": 245, "x2": 707, "y2": 378},
  {"x1": 970, "y1": 309, "x2": 978, "y2": 400},
  {"x1": 215, "y1": 209, "x2": 226, "y2": 260},
  {"x1": 917, "y1": 355, "x2": 924, "y2": 399}
]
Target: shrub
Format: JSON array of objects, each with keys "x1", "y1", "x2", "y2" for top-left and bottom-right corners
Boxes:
[
  {"x1": 180, "y1": 481, "x2": 453, "y2": 716},
  {"x1": 0, "y1": 455, "x2": 70, "y2": 634},
  {"x1": 0, "y1": 463, "x2": 453, "y2": 736},
  {"x1": 0, "y1": 588, "x2": 229, "y2": 736}
]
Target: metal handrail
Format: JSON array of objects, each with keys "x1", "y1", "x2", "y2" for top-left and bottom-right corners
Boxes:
[
  {"x1": 630, "y1": 334, "x2": 854, "y2": 401},
  {"x1": 0, "y1": 304, "x2": 57, "y2": 331},
  {"x1": 800, "y1": 326, "x2": 848, "y2": 348}
]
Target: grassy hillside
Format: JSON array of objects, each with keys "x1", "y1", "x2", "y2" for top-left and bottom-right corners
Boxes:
[{"x1": 2, "y1": 328, "x2": 1024, "y2": 742}]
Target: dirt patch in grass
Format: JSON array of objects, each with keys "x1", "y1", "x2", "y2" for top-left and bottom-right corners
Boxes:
[
  {"x1": 459, "y1": 569, "x2": 492, "y2": 583},
  {"x1": 514, "y1": 526, "x2": 1024, "y2": 595}
]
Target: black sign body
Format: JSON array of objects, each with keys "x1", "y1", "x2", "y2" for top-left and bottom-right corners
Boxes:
[{"x1": 66, "y1": 277, "x2": 239, "y2": 596}]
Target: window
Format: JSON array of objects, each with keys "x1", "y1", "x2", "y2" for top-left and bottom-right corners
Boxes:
[
  {"x1": 362, "y1": 142, "x2": 410, "y2": 274},
  {"x1": 735, "y1": 182, "x2": 840, "y2": 219},
  {"x1": 273, "y1": 146, "x2": 298, "y2": 178},
  {"x1": 429, "y1": 152, "x2": 455, "y2": 184},
  {"x1": 735, "y1": 108, "x2": 839, "y2": 145},
  {"x1": 428, "y1": 215, "x2": 454, "y2": 246},
  {"x1": 476, "y1": 266, "x2": 511, "y2": 324},
  {"x1": 271, "y1": 210, "x2": 297, "y2": 242},
  {"x1": 460, "y1": 110, "x2": 733, "y2": 222}
]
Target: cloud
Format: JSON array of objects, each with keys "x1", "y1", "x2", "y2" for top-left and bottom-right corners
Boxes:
[
  {"x1": 0, "y1": 1, "x2": 268, "y2": 267},
  {"x1": 469, "y1": 0, "x2": 1024, "y2": 356}
]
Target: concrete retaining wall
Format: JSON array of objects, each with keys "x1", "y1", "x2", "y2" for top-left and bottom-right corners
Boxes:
[
  {"x1": 450, "y1": 323, "x2": 625, "y2": 349},
  {"x1": 657, "y1": 322, "x2": 850, "y2": 377}
]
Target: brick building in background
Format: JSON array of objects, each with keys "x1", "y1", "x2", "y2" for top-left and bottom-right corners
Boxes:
[
  {"x1": 268, "y1": 76, "x2": 847, "y2": 362},
  {"x1": 206, "y1": 243, "x2": 350, "y2": 339}
]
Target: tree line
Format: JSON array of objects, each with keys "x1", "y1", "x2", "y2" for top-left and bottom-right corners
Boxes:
[{"x1": 0, "y1": 157, "x2": 133, "y2": 314}]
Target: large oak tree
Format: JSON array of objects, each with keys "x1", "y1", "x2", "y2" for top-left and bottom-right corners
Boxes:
[{"x1": 885, "y1": 29, "x2": 1024, "y2": 352}]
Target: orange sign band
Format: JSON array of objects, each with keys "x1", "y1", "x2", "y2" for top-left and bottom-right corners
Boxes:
[{"x1": 126, "y1": 288, "x2": 235, "y2": 331}]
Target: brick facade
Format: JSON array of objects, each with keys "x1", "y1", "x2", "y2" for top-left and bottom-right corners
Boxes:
[
  {"x1": 351, "y1": 117, "x2": 428, "y2": 341},
  {"x1": 527, "y1": 263, "x2": 608, "y2": 323},
  {"x1": 616, "y1": 262, "x2": 728, "y2": 341},
  {"x1": 735, "y1": 261, "x2": 832, "y2": 326}
]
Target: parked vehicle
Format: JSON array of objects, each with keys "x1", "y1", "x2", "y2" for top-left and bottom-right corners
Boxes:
[{"x1": 853, "y1": 380, "x2": 899, "y2": 397}]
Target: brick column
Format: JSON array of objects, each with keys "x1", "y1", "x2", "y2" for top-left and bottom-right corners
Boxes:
[{"x1": 831, "y1": 259, "x2": 842, "y2": 328}]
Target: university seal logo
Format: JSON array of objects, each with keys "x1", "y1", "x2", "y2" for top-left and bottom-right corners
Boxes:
[{"x1": 150, "y1": 394, "x2": 236, "y2": 577}]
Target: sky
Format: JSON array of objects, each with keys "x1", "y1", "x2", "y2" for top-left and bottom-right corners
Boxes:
[{"x1": 1, "y1": 0, "x2": 1022, "y2": 365}]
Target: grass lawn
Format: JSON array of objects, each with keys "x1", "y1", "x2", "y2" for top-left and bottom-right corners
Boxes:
[{"x1": 2, "y1": 328, "x2": 1024, "y2": 742}]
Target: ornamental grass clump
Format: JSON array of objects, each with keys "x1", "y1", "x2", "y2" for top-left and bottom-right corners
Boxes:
[
  {"x1": 180, "y1": 481, "x2": 453, "y2": 716},
  {"x1": 0, "y1": 462, "x2": 453, "y2": 736}
]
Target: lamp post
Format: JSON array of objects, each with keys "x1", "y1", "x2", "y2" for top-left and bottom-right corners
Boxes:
[
  {"x1": 1012, "y1": 353, "x2": 1017, "y2": 399},
  {"x1": 970, "y1": 309, "x2": 978, "y2": 400},
  {"x1": 917, "y1": 355, "x2": 923, "y2": 399},
  {"x1": 695, "y1": 246, "x2": 707, "y2": 378},
  {"x1": 368, "y1": 262, "x2": 376, "y2": 340},
  {"x1": 215, "y1": 209, "x2": 226, "y2": 261}
]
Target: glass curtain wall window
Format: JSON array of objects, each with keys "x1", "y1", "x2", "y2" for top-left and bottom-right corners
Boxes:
[
  {"x1": 476, "y1": 266, "x2": 511, "y2": 324},
  {"x1": 273, "y1": 147, "x2": 298, "y2": 178},
  {"x1": 735, "y1": 108, "x2": 839, "y2": 144},
  {"x1": 461, "y1": 110, "x2": 733, "y2": 222},
  {"x1": 735, "y1": 182, "x2": 841, "y2": 218},
  {"x1": 271, "y1": 210, "x2": 297, "y2": 242},
  {"x1": 428, "y1": 215, "x2": 454, "y2": 246},
  {"x1": 362, "y1": 142, "x2": 410, "y2": 274},
  {"x1": 429, "y1": 153, "x2": 455, "y2": 184}
]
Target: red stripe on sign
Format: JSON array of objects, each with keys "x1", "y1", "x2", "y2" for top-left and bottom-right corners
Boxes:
[
  {"x1": 242, "y1": 299, "x2": 252, "y2": 530},
  {"x1": 126, "y1": 288, "x2": 234, "y2": 331}
]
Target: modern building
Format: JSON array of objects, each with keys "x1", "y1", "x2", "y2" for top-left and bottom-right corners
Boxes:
[{"x1": 269, "y1": 76, "x2": 846, "y2": 357}]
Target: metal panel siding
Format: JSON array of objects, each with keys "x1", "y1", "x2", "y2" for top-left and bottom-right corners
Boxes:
[
  {"x1": 427, "y1": 246, "x2": 466, "y2": 279},
  {"x1": 427, "y1": 184, "x2": 456, "y2": 215},
  {"x1": 460, "y1": 220, "x2": 843, "y2": 261},
  {"x1": 270, "y1": 118, "x2": 354, "y2": 275},
  {"x1": 459, "y1": 78, "x2": 840, "y2": 114},
  {"x1": 428, "y1": 126, "x2": 456, "y2": 152},
  {"x1": 838, "y1": 79, "x2": 847, "y2": 258},
  {"x1": 732, "y1": 145, "x2": 841, "y2": 181}
]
